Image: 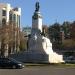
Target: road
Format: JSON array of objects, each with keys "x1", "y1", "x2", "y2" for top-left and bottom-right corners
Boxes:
[{"x1": 0, "y1": 66, "x2": 75, "y2": 75}]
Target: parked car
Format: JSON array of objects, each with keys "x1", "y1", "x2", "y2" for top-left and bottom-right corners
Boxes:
[
  {"x1": 65, "y1": 56, "x2": 75, "y2": 63},
  {"x1": 0, "y1": 57, "x2": 24, "y2": 69}
]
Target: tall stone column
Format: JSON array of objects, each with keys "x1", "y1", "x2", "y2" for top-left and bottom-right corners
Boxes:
[{"x1": 32, "y1": 2, "x2": 42, "y2": 33}]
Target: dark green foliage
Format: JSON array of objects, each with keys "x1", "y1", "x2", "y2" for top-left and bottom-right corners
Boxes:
[{"x1": 48, "y1": 22, "x2": 61, "y2": 43}]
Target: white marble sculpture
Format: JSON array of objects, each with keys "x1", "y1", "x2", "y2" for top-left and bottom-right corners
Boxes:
[{"x1": 42, "y1": 36, "x2": 64, "y2": 63}]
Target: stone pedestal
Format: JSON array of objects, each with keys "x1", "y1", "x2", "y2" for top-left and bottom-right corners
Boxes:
[
  {"x1": 27, "y1": 31, "x2": 64, "y2": 63},
  {"x1": 23, "y1": 52, "x2": 49, "y2": 63}
]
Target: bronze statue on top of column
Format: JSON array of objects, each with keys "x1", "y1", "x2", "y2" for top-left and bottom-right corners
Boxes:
[{"x1": 35, "y1": 2, "x2": 40, "y2": 12}]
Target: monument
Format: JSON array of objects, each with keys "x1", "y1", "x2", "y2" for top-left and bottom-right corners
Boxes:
[
  {"x1": 27, "y1": 2, "x2": 64, "y2": 63},
  {"x1": 10, "y1": 2, "x2": 64, "y2": 63}
]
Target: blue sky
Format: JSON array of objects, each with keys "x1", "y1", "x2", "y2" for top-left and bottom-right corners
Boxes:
[{"x1": 0, "y1": 0, "x2": 75, "y2": 27}]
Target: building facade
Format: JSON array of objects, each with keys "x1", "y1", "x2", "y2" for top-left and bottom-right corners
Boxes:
[
  {"x1": 22, "y1": 27, "x2": 31, "y2": 37},
  {"x1": 0, "y1": 3, "x2": 21, "y2": 26},
  {"x1": 0, "y1": 3, "x2": 21, "y2": 57}
]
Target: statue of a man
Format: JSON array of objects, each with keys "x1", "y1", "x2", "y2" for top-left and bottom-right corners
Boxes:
[{"x1": 35, "y1": 2, "x2": 40, "y2": 11}]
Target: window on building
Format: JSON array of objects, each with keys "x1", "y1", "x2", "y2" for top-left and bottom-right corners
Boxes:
[
  {"x1": 2, "y1": 18, "x2": 6, "y2": 25},
  {"x1": 2, "y1": 10, "x2": 6, "y2": 16},
  {"x1": 9, "y1": 13, "x2": 12, "y2": 21},
  {"x1": 13, "y1": 14, "x2": 16, "y2": 23},
  {"x1": 19, "y1": 16, "x2": 20, "y2": 26},
  {"x1": 17, "y1": 15, "x2": 20, "y2": 26},
  {"x1": 17, "y1": 15, "x2": 19, "y2": 26}
]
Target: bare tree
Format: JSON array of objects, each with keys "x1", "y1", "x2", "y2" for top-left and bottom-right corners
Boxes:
[{"x1": 0, "y1": 22, "x2": 20, "y2": 57}]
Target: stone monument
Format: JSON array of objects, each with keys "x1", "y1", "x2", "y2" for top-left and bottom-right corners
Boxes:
[{"x1": 27, "y1": 2, "x2": 64, "y2": 63}]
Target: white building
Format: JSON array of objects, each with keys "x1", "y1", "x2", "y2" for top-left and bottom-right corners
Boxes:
[
  {"x1": 0, "y1": 3, "x2": 21, "y2": 26},
  {"x1": 0, "y1": 3, "x2": 21, "y2": 57}
]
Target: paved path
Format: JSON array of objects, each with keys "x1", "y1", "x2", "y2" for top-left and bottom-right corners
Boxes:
[{"x1": 0, "y1": 66, "x2": 75, "y2": 75}]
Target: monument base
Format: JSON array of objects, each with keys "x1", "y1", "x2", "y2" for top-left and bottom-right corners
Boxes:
[
  {"x1": 9, "y1": 51, "x2": 49, "y2": 63},
  {"x1": 28, "y1": 32, "x2": 64, "y2": 63},
  {"x1": 23, "y1": 52, "x2": 49, "y2": 63}
]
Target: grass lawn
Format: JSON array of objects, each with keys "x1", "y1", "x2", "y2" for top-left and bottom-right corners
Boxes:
[{"x1": 25, "y1": 63, "x2": 75, "y2": 68}]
